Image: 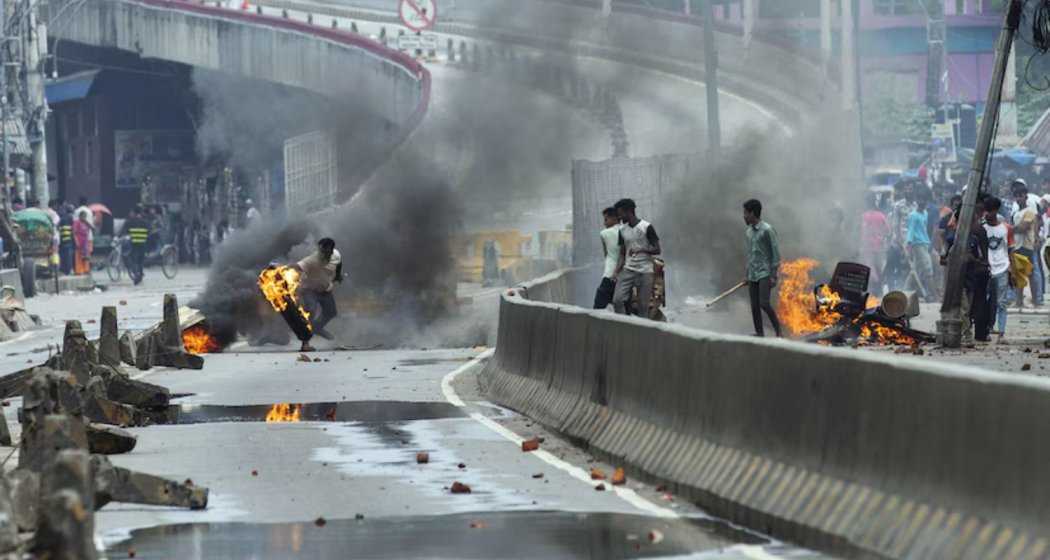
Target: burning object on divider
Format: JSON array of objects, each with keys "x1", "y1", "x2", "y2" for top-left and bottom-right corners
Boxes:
[
  {"x1": 258, "y1": 265, "x2": 312, "y2": 342},
  {"x1": 181, "y1": 324, "x2": 223, "y2": 355},
  {"x1": 778, "y1": 260, "x2": 934, "y2": 346}
]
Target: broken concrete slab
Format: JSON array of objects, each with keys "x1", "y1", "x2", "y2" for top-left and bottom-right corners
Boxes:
[
  {"x1": 90, "y1": 365, "x2": 169, "y2": 407},
  {"x1": 5, "y1": 469, "x2": 39, "y2": 532},
  {"x1": 86, "y1": 424, "x2": 137, "y2": 455},
  {"x1": 82, "y1": 395, "x2": 142, "y2": 428},
  {"x1": 150, "y1": 347, "x2": 204, "y2": 370},
  {"x1": 98, "y1": 306, "x2": 120, "y2": 368},
  {"x1": 91, "y1": 455, "x2": 208, "y2": 510},
  {"x1": 35, "y1": 450, "x2": 96, "y2": 560},
  {"x1": 118, "y1": 331, "x2": 137, "y2": 367},
  {"x1": 18, "y1": 415, "x2": 88, "y2": 472}
]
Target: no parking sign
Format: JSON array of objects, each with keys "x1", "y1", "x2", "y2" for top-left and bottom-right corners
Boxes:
[{"x1": 398, "y1": 0, "x2": 436, "y2": 32}]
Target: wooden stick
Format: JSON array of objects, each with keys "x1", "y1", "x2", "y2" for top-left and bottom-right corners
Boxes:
[{"x1": 706, "y1": 281, "x2": 747, "y2": 308}]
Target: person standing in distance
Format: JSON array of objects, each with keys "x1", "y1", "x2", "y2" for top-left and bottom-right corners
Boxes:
[
  {"x1": 612, "y1": 198, "x2": 661, "y2": 318},
  {"x1": 743, "y1": 199, "x2": 782, "y2": 337},
  {"x1": 593, "y1": 207, "x2": 621, "y2": 310}
]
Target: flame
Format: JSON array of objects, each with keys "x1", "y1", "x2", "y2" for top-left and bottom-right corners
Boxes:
[
  {"x1": 265, "y1": 403, "x2": 302, "y2": 423},
  {"x1": 859, "y1": 324, "x2": 917, "y2": 346},
  {"x1": 258, "y1": 266, "x2": 311, "y2": 330},
  {"x1": 182, "y1": 325, "x2": 222, "y2": 354},
  {"x1": 777, "y1": 258, "x2": 841, "y2": 336}
]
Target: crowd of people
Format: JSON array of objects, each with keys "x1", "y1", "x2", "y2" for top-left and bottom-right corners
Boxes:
[{"x1": 860, "y1": 178, "x2": 1050, "y2": 343}]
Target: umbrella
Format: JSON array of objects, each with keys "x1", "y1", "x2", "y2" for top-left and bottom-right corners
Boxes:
[
  {"x1": 12, "y1": 208, "x2": 52, "y2": 228},
  {"x1": 89, "y1": 203, "x2": 112, "y2": 227}
]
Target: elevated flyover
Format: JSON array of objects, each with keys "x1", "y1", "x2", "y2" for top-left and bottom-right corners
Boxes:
[{"x1": 46, "y1": 0, "x2": 430, "y2": 135}]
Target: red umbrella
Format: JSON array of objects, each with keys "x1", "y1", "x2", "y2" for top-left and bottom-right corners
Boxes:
[{"x1": 89, "y1": 203, "x2": 112, "y2": 225}]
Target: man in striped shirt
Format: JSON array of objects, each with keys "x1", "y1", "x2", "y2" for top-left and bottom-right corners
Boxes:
[{"x1": 121, "y1": 206, "x2": 151, "y2": 285}]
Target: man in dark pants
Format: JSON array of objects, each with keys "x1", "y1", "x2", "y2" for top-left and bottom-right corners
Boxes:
[
  {"x1": 58, "y1": 205, "x2": 75, "y2": 275},
  {"x1": 593, "y1": 207, "x2": 621, "y2": 310},
  {"x1": 120, "y1": 207, "x2": 150, "y2": 285},
  {"x1": 743, "y1": 199, "x2": 782, "y2": 337},
  {"x1": 293, "y1": 237, "x2": 343, "y2": 351}
]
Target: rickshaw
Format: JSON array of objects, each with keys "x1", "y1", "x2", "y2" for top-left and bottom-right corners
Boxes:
[{"x1": 11, "y1": 208, "x2": 56, "y2": 297}]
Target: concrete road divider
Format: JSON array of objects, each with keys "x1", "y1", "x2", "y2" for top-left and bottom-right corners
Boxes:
[{"x1": 485, "y1": 268, "x2": 1050, "y2": 559}]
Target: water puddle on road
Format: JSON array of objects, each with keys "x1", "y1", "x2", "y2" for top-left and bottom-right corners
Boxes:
[
  {"x1": 159, "y1": 401, "x2": 465, "y2": 425},
  {"x1": 105, "y1": 511, "x2": 767, "y2": 559}
]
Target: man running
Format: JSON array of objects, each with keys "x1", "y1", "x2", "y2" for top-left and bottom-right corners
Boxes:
[
  {"x1": 593, "y1": 207, "x2": 621, "y2": 310},
  {"x1": 293, "y1": 238, "x2": 343, "y2": 351},
  {"x1": 743, "y1": 198, "x2": 782, "y2": 337}
]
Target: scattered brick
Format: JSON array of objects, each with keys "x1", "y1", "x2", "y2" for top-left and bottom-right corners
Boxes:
[
  {"x1": 450, "y1": 481, "x2": 472, "y2": 494},
  {"x1": 416, "y1": 452, "x2": 430, "y2": 464},
  {"x1": 521, "y1": 437, "x2": 540, "y2": 452}
]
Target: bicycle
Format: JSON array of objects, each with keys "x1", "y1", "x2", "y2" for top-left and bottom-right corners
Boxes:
[{"x1": 104, "y1": 237, "x2": 179, "y2": 281}]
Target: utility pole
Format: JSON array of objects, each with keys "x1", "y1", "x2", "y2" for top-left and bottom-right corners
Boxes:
[
  {"x1": 25, "y1": 3, "x2": 47, "y2": 208},
  {"x1": 938, "y1": 0, "x2": 1023, "y2": 348},
  {"x1": 925, "y1": 0, "x2": 946, "y2": 106},
  {"x1": 819, "y1": 0, "x2": 832, "y2": 78},
  {"x1": 702, "y1": 0, "x2": 721, "y2": 154},
  {"x1": 841, "y1": 0, "x2": 856, "y2": 110}
]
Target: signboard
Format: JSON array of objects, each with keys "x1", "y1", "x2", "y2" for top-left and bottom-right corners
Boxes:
[
  {"x1": 114, "y1": 130, "x2": 195, "y2": 195},
  {"x1": 398, "y1": 0, "x2": 436, "y2": 32},
  {"x1": 397, "y1": 34, "x2": 421, "y2": 51},
  {"x1": 931, "y1": 123, "x2": 957, "y2": 164},
  {"x1": 397, "y1": 33, "x2": 437, "y2": 53}
]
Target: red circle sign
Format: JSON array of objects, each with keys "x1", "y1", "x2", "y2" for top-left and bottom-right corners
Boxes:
[{"x1": 399, "y1": 0, "x2": 437, "y2": 32}]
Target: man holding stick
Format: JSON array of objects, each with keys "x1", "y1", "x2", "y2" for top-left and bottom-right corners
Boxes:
[{"x1": 743, "y1": 199, "x2": 782, "y2": 337}]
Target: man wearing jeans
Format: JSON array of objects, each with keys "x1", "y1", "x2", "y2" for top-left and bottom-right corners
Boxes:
[
  {"x1": 293, "y1": 238, "x2": 343, "y2": 351},
  {"x1": 612, "y1": 199, "x2": 661, "y2": 318},
  {"x1": 984, "y1": 197, "x2": 1012, "y2": 340},
  {"x1": 743, "y1": 199, "x2": 782, "y2": 337}
]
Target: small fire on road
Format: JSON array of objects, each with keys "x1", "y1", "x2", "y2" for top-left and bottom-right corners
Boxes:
[
  {"x1": 265, "y1": 403, "x2": 302, "y2": 423},
  {"x1": 182, "y1": 325, "x2": 223, "y2": 354}
]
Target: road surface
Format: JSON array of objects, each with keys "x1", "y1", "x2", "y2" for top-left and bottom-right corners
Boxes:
[{"x1": 0, "y1": 270, "x2": 827, "y2": 559}]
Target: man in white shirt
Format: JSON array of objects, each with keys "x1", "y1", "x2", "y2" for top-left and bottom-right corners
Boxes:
[
  {"x1": 593, "y1": 207, "x2": 621, "y2": 310},
  {"x1": 984, "y1": 196, "x2": 1012, "y2": 339},
  {"x1": 612, "y1": 198, "x2": 661, "y2": 318},
  {"x1": 293, "y1": 237, "x2": 343, "y2": 351}
]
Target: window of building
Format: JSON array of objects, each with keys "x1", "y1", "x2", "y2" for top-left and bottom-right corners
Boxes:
[
  {"x1": 66, "y1": 111, "x2": 79, "y2": 138},
  {"x1": 84, "y1": 140, "x2": 92, "y2": 175},
  {"x1": 68, "y1": 144, "x2": 76, "y2": 178}
]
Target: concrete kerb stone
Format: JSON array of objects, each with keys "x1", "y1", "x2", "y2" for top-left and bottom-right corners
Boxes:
[
  {"x1": 484, "y1": 268, "x2": 1050, "y2": 559},
  {"x1": 118, "y1": 331, "x2": 137, "y2": 367}
]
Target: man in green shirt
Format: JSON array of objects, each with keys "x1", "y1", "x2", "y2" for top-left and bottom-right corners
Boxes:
[{"x1": 744, "y1": 199, "x2": 782, "y2": 337}]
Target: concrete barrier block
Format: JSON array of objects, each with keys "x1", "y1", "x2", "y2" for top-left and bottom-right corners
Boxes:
[
  {"x1": 87, "y1": 424, "x2": 137, "y2": 455},
  {"x1": 118, "y1": 331, "x2": 137, "y2": 367},
  {"x1": 6, "y1": 469, "x2": 38, "y2": 532},
  {"x1": 92, "y1": 455, "x2": 208, "y2": 510},
  {"x1": 98, "y1": 306, "x2": 120, "y2": 367},
  {"x1": 36, "y1": 450, "x2": 96, "y2": 560},
  {"x1": 484, "y1": 267, "x2": 1050, "y2": 558}
]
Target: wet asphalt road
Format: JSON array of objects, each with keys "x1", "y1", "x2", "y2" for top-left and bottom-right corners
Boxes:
[{"x1": 0, "y1": 269, "x2": 829, "y2": 559}]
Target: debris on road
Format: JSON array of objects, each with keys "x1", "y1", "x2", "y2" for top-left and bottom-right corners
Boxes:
[
  {"x1": 416, "y1": 452, "x2": 430, "y2": 464},
  {"x1": 532, "y1": 473, "x2": 544, "y2": 479},
  {"x1": 594, "y1": 483, "x2": 606, "y2": 491},
  {"x1": 450, "y1": 481, "x2": 472, "y2": 494},
  {"x1": 1022, "y1": 363, "x2": 1032, "y2": 371},
  {"x1": 314, "y1": 517, "x2": 327, "y2": 527},
  {"x1": 469, "y1": 521, "x2": 487, "y2": 529},
  {"x1": 611, "y1": 468, "x2": 626, "y2": 485},
  {"x1": 649, "y1": 529, "x2": 664, "y2": 544},
  {"x1": 251, "y1": 470, "x2": 259, "y2": 477},
  {"x1": 297, "y1": 354, "x2": 312, "y2": 363},
  {"x1": 521, "y1": 437, "x2": 540, "y2": 452},
  {"x1": 590, "y1": 468, "x2": 606, "y2": 480}
]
